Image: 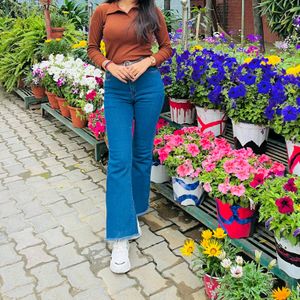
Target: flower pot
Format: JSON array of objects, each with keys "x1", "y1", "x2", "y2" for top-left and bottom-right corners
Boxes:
[
  {"x1": 215, "y1": 198, "x2": 257, "y2": 239},
  {"x1": 56, "y1": 96, "x2": 70, "y2": 118},
  {"x1": 275, "y1": 237, "x2": 300, "y2": 279},
  {"x1": 51, "y1": 27, "x2": 65, "y2": 39},
  {"x1": 171, "y1": 177, "x2": 204, "y2": 206},
  {"x1": 18, "y1": 78, "x2": 25, "y2": 88},
  {"x1": 68, "y1": 106, "x2": 87, "y2": 128},
  {"x1": 31, "y1": 86, "x2": 45, "y2": 99},
  {"x1": 169, "y1": 98, "x2": 195, "y2": 125},
  {"x1": 232, "y1": 122, "x2": 269, "y2": 154},
  {"x1": 150, "y1": 161, "x2": 170, "y2": 183},
  {"x1": 286, "y1": 140, "x2": 300, "y2": 176},
  {"x1": 45, "y1": 91, "x2": 59, "y2": 109},
  {"x1": 196, "y1": 106, "x2": 227, "y2": 136},
  {"x1": 203, "y1": 274, "x2": 220, "y2": 300}
]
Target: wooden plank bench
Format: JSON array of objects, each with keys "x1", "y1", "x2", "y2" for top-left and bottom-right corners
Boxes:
[
  {"x1": 41, "y1": 103, "x2": 108, "y2": 162},
  {"x1": 14, "y1": 87, "x2": 48, "y2": 109}
]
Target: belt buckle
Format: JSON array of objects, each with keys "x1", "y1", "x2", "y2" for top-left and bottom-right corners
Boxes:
[{"x1": 123, "y1": 61, "x2": 131, "y2": 67}]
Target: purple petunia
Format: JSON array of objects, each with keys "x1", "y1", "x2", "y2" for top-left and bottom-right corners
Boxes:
[
  {"x1": 282, "y1": 105, "x2": 299, "y2": 122},
  {"x1": 162, "y1": 76, "x2": 172, "y2": 86},
  {"x1": 293, "y1": 228, "x2": 300, "y2": 237},
  {"x1": 247, "y1": 34, "x2": 261, "y2": 43},
  {"x1": 241, "y1": 73, "x2": 256, "y2": 85},
  {"x1": 257, "y1": 80, "x2": 272, "y2": 94},
  {"x1": 265, "y1": 217, "x2": 273, "y2": 230},
  {"x1": 264, "y1": 105, "x2": 275, "y2": 120},
  {"x1": 297, "y1": 96, "x2": 300, "y2": 107},
  {"x1": 228, "y1": 84, "x2": 246, "y2": 99}
]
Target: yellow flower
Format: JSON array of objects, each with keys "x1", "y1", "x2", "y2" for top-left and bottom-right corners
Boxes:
[
  {"x1": 191, "y1": 45, "x2": 203, "y2": 52},
  {"x1": 45, "y1": 39, "x2": 52, "y2": 43},
  {"x1": 180, "y1": 239, "x2": 195, "y2": 256},
  {"x1": 266, "y1": 55, "x2": 281, "y2": 65},
  {"x1": 201, "y1": 229, "x2": 213, "y2": 240},
  {"x1": 201, "y1": 239, "x2": 209, "y2": 249},
  {"x1": 62, "y1": 10, "x2": 69, "y2": 14},
  {"x1": 56, "y1": 38, "x2": 62, "y2": 42},
  {"x1": 203, "y1": 240, "x2": 222, "y2": 257},
  {"x1": 272, "y1": 287, "x2": 291, "y2": 300},
  {"x1": 244, "y1": 57, "x2": 253, "y2": 64},
  {"x1": 72, "y1": 43, "x2": 80, "y2": 49},
  {"x1": 286, "y1": 65, "x2": 300, "y2": 76},
  {"x1": 78, "y1": 40, "x2": 87, "y2": 47},
  {"x1": 213, "y1": 228, "x2": 227, "y2": 239}
]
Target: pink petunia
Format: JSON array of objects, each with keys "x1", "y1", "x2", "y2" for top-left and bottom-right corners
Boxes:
[
  {"x1": 176, "y1": 160, "x2": 194, "y2": 177},
  {"x1": 157, "y1": 149, "x2": 169, "y2": 163},
  {"x1": 202, "y1": 159, "x2": 216, "y2": 172},
  {"x1": 153, "y1": 137, "x2": 163, "y2": 146},
  {"x1": 187, "y1": 143, "x2": 200, "y2": 157},
  {"x1": 203, "y1": 182, "x2": 212, "y2": 193},
  {"x1": 258, "y1": 154, "x2": 271, "y2": 164},
  {"x1": 200, "y1": 138, "x2": 213, "y2": 150},
  {"x1": 190, "y1": 167, "x2": 201, "y2": 178},
  {"x1": 230, "y1": 184, "x2": 246, "y2": 197},
  {"x1": 218, "y1": 181, "x2": 231, "y2": 194}
]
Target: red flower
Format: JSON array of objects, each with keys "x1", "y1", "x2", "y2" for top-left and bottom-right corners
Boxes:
[
  {"x1": 95, "y1": 77, "x2": 103, "y2": 86},
  {"x1": 275, "y1": 196, "x2": 294, "y2": 214},
  {"x1": 173, "y1": 129, "x2": 184, "y2": 135},
  {"x1": 283, "y1": 178, "x2": 298, "y2": 193},
  {"x1": 86, "y1": 90, "x2": 97, "y2": 101},
  {"x1": 249, "y1": 173, "x2": 265, "y2": 188}
]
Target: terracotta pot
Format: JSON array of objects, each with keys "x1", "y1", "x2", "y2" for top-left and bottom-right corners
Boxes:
[
  {"x1": 45, "y1": 91, "x2": 59, "y2": 109},
  {"x1": 40, "y1": 0, "x2": 51, "y2": 4},
  {"x1": 203, "y1": 274, "x2": 220, "y2": 300},
  {"x1": 68, "y1": 106, "x2": 87, "y2": 128},
  {"x1": 56, "y1": 96, "x2": 70, "y2": 117},
  {"x1": 169, "y1": 98, "x2": 195, "y2": 125},
  {"x1": 51, "y1": 27, "x2": 65, "y2": 39},
  {"x1": 31, "y1": 86, "x2": 45, "y2": 99},
  {"x1": 18, "y1": 78, "x2": 25, "y2": 88},
  {"x1": 286, "y1": 140, "x2": 300, "y2": 176},
  {"x1": 215, "y1": 198, "x2": 257, "y2": 239}
]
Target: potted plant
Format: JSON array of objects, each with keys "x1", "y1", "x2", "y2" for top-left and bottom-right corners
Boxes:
[
  {"x1": 180, "y1": 227, "x2": 239, "y2": 300},
  {"x1": 217, "y1": 250, "x2": 275, "y2": 300},
  {"x1": 41, "y1": 38, "x2": 71, "y2": 59},
  {"x1": 199, "y1": 149, "x2": 285, "y2": 238},
  {"x1": 26, "y1": 62, "x2": 48, "y2": 99},
  {"x1": 269, "y1": 74, "x2": 300, "y2": 175},
  {"x1": 272, "y1": 286, "x2": 300, "y2": 300},
  {"x1": 189, "y1": 48, "x2": 238, "y2": 136},
  {"x1": 223, "y1": 57, "x2": 281, "y2": 154},
  {"x1": 50, "y1": 13, "x2": 68, "y2": 39},
  {"x1": 152, "y1": 119, "x2": 176, "y2": 183},
  {"x1": 88, "y1": 106, "x2": 106, "y2": 139},
  {"x1": 159, "y1": 49, "x2": 196, "y2": 125},
  {"x1": 258, "y1": 176, "x2": 300, "y2": 279}
]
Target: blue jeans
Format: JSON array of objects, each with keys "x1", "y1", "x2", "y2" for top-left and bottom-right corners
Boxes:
[{"x1": 104, "y1": 67, "x2": 165, "y2": 241}]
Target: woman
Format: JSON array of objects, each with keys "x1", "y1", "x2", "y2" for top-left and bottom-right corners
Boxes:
[{"x1": 87, "y1": 0, "x2": 172, "y2": 274}]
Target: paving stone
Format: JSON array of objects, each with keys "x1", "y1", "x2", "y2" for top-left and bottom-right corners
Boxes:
[
  {"x1": 70, "y1": 149, "x2": 90, "y2": 159},
  {"x1": 0, "y1": 231, "x2": 8, "y2": 244},
  {"x1": 39, "y1": 283, "x2": 73, "y2": 300},
  {"x1": 36, "y1": 190, "x2": 63, "y2": 205},
  {"x1": 59, "y1": 188, "x2": 86, "y2": 204},
  {"x1": 98, "y1": 266, "x2": 137, "y2": 296},
  {"x1": 135, "y1": 225, "x2": 164, "y2": 250},
  {"x1": 0, "y1": 200, "x2": 20, "y2": 218},
  {"x1": 73, "y1": 285, "x2": 110, "y2": 300},
  {"x1": 20, "y1": 293, "x2": 38, "y2": 300},
  {"x1": 50, "y1": 242, "x2": 86, "y2": 269},
  {"x1": 143, "y1": 241, "x2": 182, "y2": 272},
  {"x1": 129, "y1": 263, "x2": 168, "y2": 296},
  {"x1": 85, "y1": 169, "x2": 106, "y2": 183},
  {"x1": 140, "y1": 210, "x2": 172, "y2": 232},
  {"x1": 59, "y1": 157, "x2": 78, "y2": 167},
  {"x1": 73, "y1": 180, "x2": 99, "y2": 193},
  {"x1": 20, "y1": 200, "x2": 48, "y2": 219},
  {"x1": 1, "y1": 283, "x2": 35, "y2": 299},
  {"x1": 164, "y1": 210, "x2": 199, "y2": 233},
  {"x1": 3, "y1": 175, "x2": 23, "y2": 184},
  {"x1": 150, "y1": 286, "x2": 181, "y2": 300},
  {"x1": 0, "y1": 243, "x2": 21, "y2": 267},
  {"x1": 55, "y1": 212, "x2": 87, "y2": 232},
  {"x1": 0, "y1": 189, "x2": 13, "y2": 204},
  {"x1": 47, "y1": 165, "x2": 68, "y2": 176},
  {"x1": 1, "y1": 213, "x2": 31, "y2": 233},
  {"x1": 156, "y1": 225, "x2": 188, "y2": 250},
  {"x1": 72, "y1": 198, "x2": 101, "y2": 218},
  {"x1": 113, "y1": 287, "x2": 145, "y2": 300},
  {"x1": 129, "y1": 241, "x2": 152, "y2": 269},
  {"x1": 20, "y1": 244, "x2": 55, "y2": 269},
  {"x1": 46, "y1": 200, "x2": 75, "y2": 217},
  {"x1": 40, "y1": 157, "x2": 62, "y2": 167},
  {"x1": 81, "y1": 212, "x2": 106, "y2": 233},
  {"x1": 15, "y1": 150, "x2": 33, "y2": 160},
  {"x1": 5, "y1": 163, "x2": 28, "y2": 177},
  {"x1": 68, "y1": 225, "x2": 99, "y2": 248},
  {"x1": 53, "y1": 150, "x2": 73, "y2": 159},
  {"x1": 191, "y1": 288, "x2": 209, "y2": 300},
  {"x1": 9, "y1": 227, "x2": 42, "y2": 250},
  {"x1": 31, "y1": 262, "x2": 65, "y2": 292},
  {"x1": 28, "y1": 213, "x2": 58, "y2": 233}
]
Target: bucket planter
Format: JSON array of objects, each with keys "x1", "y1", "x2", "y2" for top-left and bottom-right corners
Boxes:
[
  {"x1": 150, "y1": 161, "x2": 170, "y2": 183},
  {"x1": 196, "y1": 106, "x2": 227, "y2": 136},
  {"x1": 45, "y1": 91, "x2": 59, "y2": 109},
  {"x1": 171, "y1": 177, "x2": 204, "y2": 206},
  {"x1": 56, "y1": 96, "x2": 70, "y2": 118},
  {"x1": 275, "y1": 237, "x2": 300, "y2": 279},
  {"x1": 169, "y1": 98, "x2": 195, "y2": 125},
  {"x1": 51, "y1": 27, "x2": 65, "y2": 39},
  {"x1": 68, "y1": 106, "x2": 87, "y2": 128},
  {"x1": 203, "y1": 274, "x2": 220, "y2": 300},
  {"x1": 31, "y1": 85, "x2": 45, "y2": 99},
  {"x1": 286, "y1": 140, "x2": 300, "y2": 176},
  {"x1": 215, "y1": 198, "x2": 257, "y2": 239},
  {"x1": 232, "y1": 122, "x2": 269, "y2": 154}
]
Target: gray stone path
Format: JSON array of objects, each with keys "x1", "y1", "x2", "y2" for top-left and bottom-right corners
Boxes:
[{"x1": 0, "y1": 88, "x2": 207, "y2": 300}]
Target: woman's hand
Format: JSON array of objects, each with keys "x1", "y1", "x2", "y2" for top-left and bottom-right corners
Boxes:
[
  {"x1": 126, "y1": 58, "x2": 152, "y2": 81},
  {"x1": 106, "y1": 63, "x2": 134, "y2": 83}
]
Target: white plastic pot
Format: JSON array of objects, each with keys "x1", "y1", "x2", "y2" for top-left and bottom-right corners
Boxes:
[
  {"x1": 150, "y1": 163, "x2": 170, "y2": 183},
  {"x1": 169, "y1": 98, "x2": 195, "y2": 125},
  {"x1": 286, "y1": 140, "x2": 300, "y2": 176}
]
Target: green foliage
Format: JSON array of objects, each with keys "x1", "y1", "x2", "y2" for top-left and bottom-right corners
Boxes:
[
  {"x1": 161, "y1": 9, "x2": 180, "y2": 32},
  {"x1": 259, "y1": 0, "x2": 300, "y2": 38},
  {"x1": 41, "y1": 38, "x2": 72, "y2": 58},
  {"x1": 50, "y1": 12, "x2": 69, "y2": 28},
  {"x1": 0, "y1": 0, "x2": 40, "y2": 18}
]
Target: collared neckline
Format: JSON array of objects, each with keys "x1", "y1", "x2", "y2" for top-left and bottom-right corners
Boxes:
[{"x1": 107, "y1": 1, "x2": 138, "y2": 15}]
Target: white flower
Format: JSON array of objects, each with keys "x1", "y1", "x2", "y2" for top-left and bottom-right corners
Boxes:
[
  {"x1": 230, "y1": 265, "x2": 243, "y2": 278},
  {"x1": 221, "y1": 258, "x2": 232, "y2": 269},
  {"x1": 235, "y1": 256, "x2": 243, "y2": 265},
  {"x1": 254, "y1": 250, "x2": 262, "y2": 263},
  {"x1": 84, "y1": 103, "x2": 94, "y2": 114},
  {"x1": 217, "y1": 251, "x2": 226, "y2": 260},
  {"x1": 268, "y1": 259, "x2": 276, "y2": 270}
]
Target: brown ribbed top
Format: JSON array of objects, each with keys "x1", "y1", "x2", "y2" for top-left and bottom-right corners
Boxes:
[{"x1": 87, "y1": 2, "x2": 172, "y2": 67}]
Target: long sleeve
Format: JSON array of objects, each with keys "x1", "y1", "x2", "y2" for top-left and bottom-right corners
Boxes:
[
  {"x1": 152, "y1": 8, "x2": 173, "y2": 66},
  {"x1": 87, "y1": 6, "x2": 107, "y2": 68}
]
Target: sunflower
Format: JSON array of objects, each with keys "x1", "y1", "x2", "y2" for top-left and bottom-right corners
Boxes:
[
  {"x1": 180, "y1": 239, "x2": 195, "y2": 256},
  {"x1": 203, "y1": 240, "x2": 222, "y2": 257},
  {"x1": 213, "y1": 228, "x2": 227, "y2": 239},
  {"x1": 272, "y1": 287, "x2": 291, "y2": 300},
  {"x1": 201, "y1": 229, "x2": 212, "y2": 240}
]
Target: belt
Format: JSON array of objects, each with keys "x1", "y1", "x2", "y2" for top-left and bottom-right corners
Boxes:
[{"x1": 119, "y1": 57, "x2": 145, "y2": 66}]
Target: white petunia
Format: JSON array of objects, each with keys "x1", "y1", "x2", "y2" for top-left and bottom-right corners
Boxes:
[
  {"x1": 235, "y1": 256, "x2": 243, "y2": 265},
  {"x1": 84, "y1": 103, "x2": 94, "y2": 114}
]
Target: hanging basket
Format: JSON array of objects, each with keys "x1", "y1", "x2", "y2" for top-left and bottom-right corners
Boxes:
[{"x1": 286, "y1": 140, "x2": 300, "y2": 176}]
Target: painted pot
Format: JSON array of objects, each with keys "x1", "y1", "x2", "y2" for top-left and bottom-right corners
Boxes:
[
  {"x1": 215, "y1": 198, "x2": 257, "y2": 239},
  {"x1": 286, "y1": 140, "x2": 300, "y2": 176},
  {"x1": 196, "y1": 107, "x2": 227, "y2": 136},
  {"x1": 150, "y1": 161, "x2": 170, "y2": 183},
  {"x1": 275, "y1": 237, "x2": 300, "y2": 279},
  {"x1": 203, "y1": 274, "x2": 220, "y2": 300},
  {"x1": 68, "y1": 106, "x2": 87, "y2": 128},
  {"x1": 31, "y1": 86, "x2": 45, "y2": 99},
  {"x1": 51, "y1": 27, "x2": 65, "y2": 39},
  {"x1": 56, "y1": 96, "x2": 70, "y2": 117},
  {"x1": 45, "y1": 91, "x2": 59, "y2": 109},
  {"x1": 169, "y1": 98, "x2": 195, "y2": 125},
  {"x1": 232, "y1": 122, "x2": 269, "y2": 154},
  {"x1": 171, "y1": 177, "x2": 204, "y2": 206}
]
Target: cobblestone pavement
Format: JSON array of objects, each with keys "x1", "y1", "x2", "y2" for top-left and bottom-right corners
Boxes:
[{"x1": 0, "y1": 88, "x2": 208, "y2": 300}]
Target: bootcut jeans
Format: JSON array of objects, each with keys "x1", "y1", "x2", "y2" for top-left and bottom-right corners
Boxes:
[{"x1": 104, "y1": 66, "x2": 165, "y2": 241}]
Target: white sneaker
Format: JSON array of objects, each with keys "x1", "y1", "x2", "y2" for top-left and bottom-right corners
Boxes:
[{"x1": 110, "y1": 239, "x2": 131, "y2": 274}]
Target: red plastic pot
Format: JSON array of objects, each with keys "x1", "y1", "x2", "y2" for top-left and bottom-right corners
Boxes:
[
  {"x1": 68, "y1": 106, "x2": 87, "y2": 128},
  {"x1": 45, "y1": 91, "x2": 59, "y2": 109},
  {"x1": 56, "y1": 96, "x2": 70, "y2": 117},
  {"x1": 203, "y1": 274, "x2": 220, "y2": 300},
  {"x1": 215, "y1": 198, "x2": 257, "y2": 239},
  {"x1": 31, "y1": 86, "x2": 45, "y2": 99}
]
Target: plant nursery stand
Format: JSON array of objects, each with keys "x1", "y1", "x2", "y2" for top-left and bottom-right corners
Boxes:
[
  {"x1": 41, "y1": 103, "x2": 107, "y2": 161},
  {"x1": 14, "y1": 87, "x2": 48, "y2": 109}
]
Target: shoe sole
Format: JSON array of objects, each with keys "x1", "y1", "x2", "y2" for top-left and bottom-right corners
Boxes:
[{"x1": 110, "y1": 260, "x2": 131, "y2": 274}]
